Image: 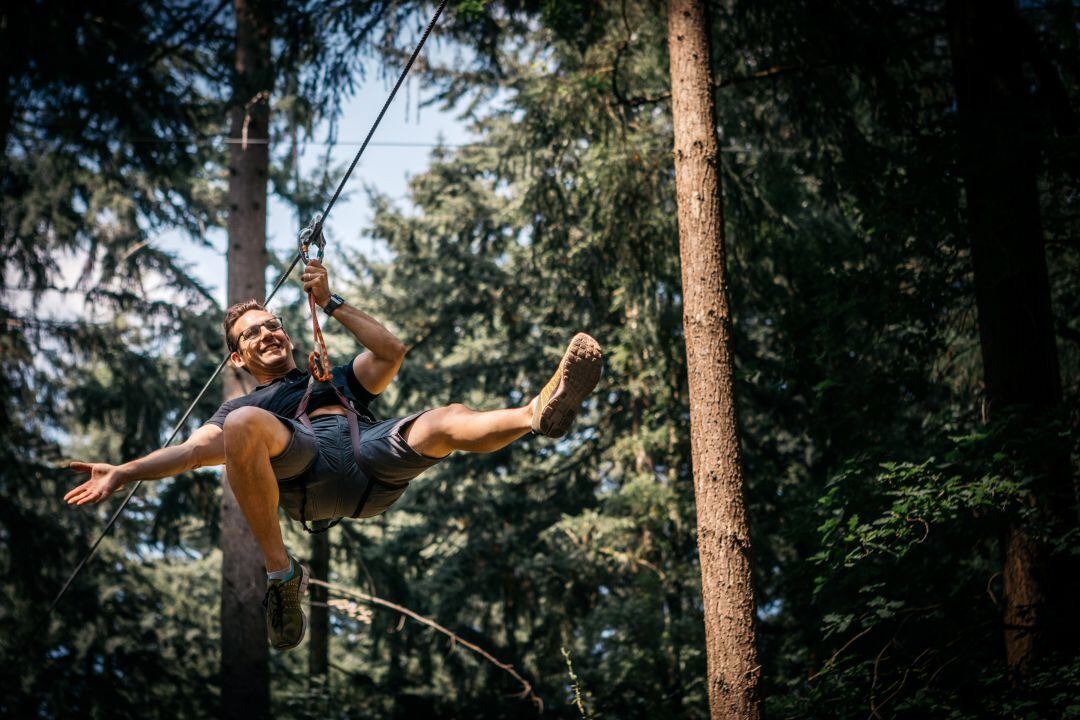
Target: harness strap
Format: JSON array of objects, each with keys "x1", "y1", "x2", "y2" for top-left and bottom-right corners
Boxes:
[
  {"x1": 291, "y1": 379, "x2": 394, "y2": 534},
  {"x1": 294, "y1": 381, "x2": 316, "y2": 434},
  {"x1": 345, "y1": 410, "x2": 377, "y2": 519}
]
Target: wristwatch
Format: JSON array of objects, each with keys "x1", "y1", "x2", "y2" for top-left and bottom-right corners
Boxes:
[{"x1": 323, "y1": 293, "x2": 346, "y2": 317}]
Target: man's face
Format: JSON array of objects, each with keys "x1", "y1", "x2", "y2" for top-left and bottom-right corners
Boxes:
[{"x1": 230, "y1": 309, "x2": 296, "y2": 376}]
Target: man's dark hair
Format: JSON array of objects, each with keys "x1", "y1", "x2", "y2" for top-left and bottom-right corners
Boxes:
[{"x1": 224, "y1": 299, "x2": 267, "y2": 352}]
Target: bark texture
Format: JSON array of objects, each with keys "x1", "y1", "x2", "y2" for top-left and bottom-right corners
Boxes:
[
  {"x1": 666, "y1": 2, "x2": 762, "y2": 718},
  {"x1": 309, "y1": 533, "x2": 330, "y2": 679},
  {"x1": 221, "y1": 0, "x2": 271, "y2": 716},
  {"x1": 946, "y1": 0, "x2": 1076, "y2": 675}
]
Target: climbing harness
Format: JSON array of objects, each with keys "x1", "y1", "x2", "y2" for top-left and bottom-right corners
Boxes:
[
  {"x1": 289, "y1": 379, "x2": 400, "y2": 535},
  {"x1": 39, "y1": 0, "x2": 449, "y2": 632},
  {"x1": 292, "y1": 214, "x2": 400, "y2": 535}
]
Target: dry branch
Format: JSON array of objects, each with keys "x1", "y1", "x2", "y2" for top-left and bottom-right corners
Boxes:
[{"x1": 310, "y1": 578, "x2": 543, "y2": 711}]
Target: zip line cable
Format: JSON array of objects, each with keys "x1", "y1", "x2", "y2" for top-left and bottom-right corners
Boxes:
[
  {"x1": 125, "y1": 137, "x2": 792, "y2": 154},
  {"x1": 126, "y1": 138, "x2": 470, "y2": 147},
  {"x1": 37, "y1": 0, "x2": 449, "y2": 637}
]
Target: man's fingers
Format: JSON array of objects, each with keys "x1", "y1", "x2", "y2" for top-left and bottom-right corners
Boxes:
[
  {"x1": 64, "y1": 481, "x2": 89, "y2": 501},
  {"x1": 69, "y1": 461, "x2": 91, "y2": 473},
  {"x1": 75, "y1": 490, "x2": 103, "y2": 506}
]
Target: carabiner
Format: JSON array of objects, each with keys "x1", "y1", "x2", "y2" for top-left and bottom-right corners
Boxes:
[{"x1": 298, "y1": 213, "x2": 325, "y2": 263}]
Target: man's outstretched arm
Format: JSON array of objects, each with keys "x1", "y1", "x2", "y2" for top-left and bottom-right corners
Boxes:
[
  {"x1": 65, "y1": 424, "x2": 225, "y2": 506},
  {"x1": 301, "y1": 258, "x2": 406, "y2": 394}
]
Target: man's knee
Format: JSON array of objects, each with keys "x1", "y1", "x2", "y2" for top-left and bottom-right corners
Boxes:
[
  {"x1": 223, "y1": 406, "x2": 289, "y2": 454},
  {"x1": 443, "y1": 403, "x2": 471, "y2": 417},
  {"x1": 404, "y1": 404, "x2": 468, "y2": 446},
  {"x1": 433, "y1": 404, "x2": 471, "y2": 433}
]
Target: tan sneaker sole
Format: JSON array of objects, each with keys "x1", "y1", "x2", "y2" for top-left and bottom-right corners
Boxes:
[{"x1": 530, "y1": 333, "x2": 603, "y2": 438}]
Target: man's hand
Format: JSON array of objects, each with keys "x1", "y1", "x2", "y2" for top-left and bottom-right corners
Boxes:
[
  {"x1": 65, "y1": 461, "x2": 127, "y2": 506},
  {"x1": 301, "y1": 258, "x2": 331, "y2": 308}
]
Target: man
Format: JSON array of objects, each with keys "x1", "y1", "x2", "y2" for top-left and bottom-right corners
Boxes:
[{"x1": 65, "y1": 259, "x2": 603, "y2": 650}]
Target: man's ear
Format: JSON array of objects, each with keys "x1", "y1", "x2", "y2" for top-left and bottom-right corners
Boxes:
[
  {"x1": 282, "y1": 329, "x2": 295, "y2": 352},
  {"x1": 229, "y1": 350, "x2": 245, "y2": 369}
]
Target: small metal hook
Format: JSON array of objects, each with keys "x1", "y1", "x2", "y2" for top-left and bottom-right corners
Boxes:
[{"x1": 298, "y1": 213, "x2": 325, "y2": 263}]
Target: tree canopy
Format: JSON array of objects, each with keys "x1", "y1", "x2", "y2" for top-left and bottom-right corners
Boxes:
[{"x1": 1, "y1": 1, "x2": 1076, "y2": 718}]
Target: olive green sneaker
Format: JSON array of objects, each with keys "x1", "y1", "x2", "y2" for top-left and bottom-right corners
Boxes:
[
  {"x1": 262, "y1": 558, "x2": 309, "y2": 650},
  {"x1": 530, "y1": 333, "x2": 603, "y2": 438}
]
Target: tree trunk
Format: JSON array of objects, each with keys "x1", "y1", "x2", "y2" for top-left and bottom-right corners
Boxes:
[
  {"x1": 221, "y1": 0, "x2": 272, "y2": 717},
  {"x1": 946, "y1": 0, "x2": 1076, "y2": 675},
  {"x1": 309, "y1": 532, "x2": 330, "y2": 679},
  {"x1": 665, "y1": 2, "x2": 762, "y2": 718}
]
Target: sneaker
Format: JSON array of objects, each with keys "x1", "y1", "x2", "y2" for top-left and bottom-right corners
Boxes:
[
  {"x1": 262, "y1": 558, "x2": 309, "y2": 650},
  {"x1": 530, "y1": 333, "x2": 603, "y2": 438}
]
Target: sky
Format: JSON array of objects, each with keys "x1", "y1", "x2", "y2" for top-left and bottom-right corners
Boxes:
[
  {"x1": 3, "y1": 43, "x2": 482, "y2": 323},
  {"x1": 160, "y1": 62, "x2": 476, "y2": 309}
]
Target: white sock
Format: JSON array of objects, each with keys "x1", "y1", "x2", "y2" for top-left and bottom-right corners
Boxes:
[{"x1": 267, "y1": 557, "x2": 294, "y2": 582}]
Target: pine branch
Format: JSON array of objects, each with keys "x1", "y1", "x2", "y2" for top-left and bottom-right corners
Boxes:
[
  {"x1": 561, "y1": 647, "x2": 591, "y2": 720},
  {"x1": 145, "y1": 0, "x2": 231, "y2": 68}
]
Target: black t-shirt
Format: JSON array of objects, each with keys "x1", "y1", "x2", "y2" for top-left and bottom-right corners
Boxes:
[{"x1": 205, "y1": 362, "x2": 378, "y2": 428}]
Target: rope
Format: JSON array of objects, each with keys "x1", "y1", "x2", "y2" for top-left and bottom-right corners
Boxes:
[
  {"x1": 306, "y1": 291, "x2": 333, "y2": 382},
  {"x1": 297, "y1": 214, "x2": 333, "y2": 382},
  {"x1": 36, "y1": 0, "x2": 449, "y2": 638},
  {"x1": 295, "y1": 0, "x2": 450, "y2": 383}
]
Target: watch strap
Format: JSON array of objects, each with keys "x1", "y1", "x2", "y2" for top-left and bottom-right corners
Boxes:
[{"x1": 324, "y1": 293, "x2": 345, "y2": 316}]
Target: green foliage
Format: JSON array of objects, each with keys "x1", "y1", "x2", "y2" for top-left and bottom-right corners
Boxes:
[
  {"x1": 816, "y1": 449, "x2": 1021, "y2": 572},
  {"x1": 2, "y1": 0, "x2": 1076, "y2": 718},
  {"x1": 1, "y1": 1, "x2": 229, "y2": 715}
]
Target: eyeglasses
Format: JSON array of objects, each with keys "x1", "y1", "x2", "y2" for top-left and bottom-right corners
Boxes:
[{"x1": 234, "y1": 317, "x2": 283, "y2": 348}]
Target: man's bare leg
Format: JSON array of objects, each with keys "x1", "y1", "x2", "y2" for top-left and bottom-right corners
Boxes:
[
  {"x1": 402, "y1": 333, "x2": 603, "y2": 458},
  {"x1": 402, "y1": 403, "x2": 534, "y2": 458},
  {"x1": 222, "y1": 406, "x2": 293, "y2": 572}
]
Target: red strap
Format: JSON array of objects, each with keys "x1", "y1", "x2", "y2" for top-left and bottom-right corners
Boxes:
[{"x1": 307, "y1": 293, "x2": 333, "y2": 382}]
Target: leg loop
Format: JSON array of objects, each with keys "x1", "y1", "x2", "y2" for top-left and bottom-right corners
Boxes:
[{"x1": 292, "y1": 382, "x2": 382, "y2": 533}]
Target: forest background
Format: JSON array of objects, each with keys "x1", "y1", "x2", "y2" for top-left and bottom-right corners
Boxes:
[{"x1": 2, "y1": 0, "x2": 1077, "y2": 718}]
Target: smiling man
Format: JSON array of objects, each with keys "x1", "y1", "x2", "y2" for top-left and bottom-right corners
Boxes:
[{"x1": 65, "y1": 259, "x2": 603, "y2": 650}]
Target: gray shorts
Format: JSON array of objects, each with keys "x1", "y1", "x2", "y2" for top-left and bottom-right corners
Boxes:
[{"x1": 270, "y1": 410, "x2": 447, "y2": 522}]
